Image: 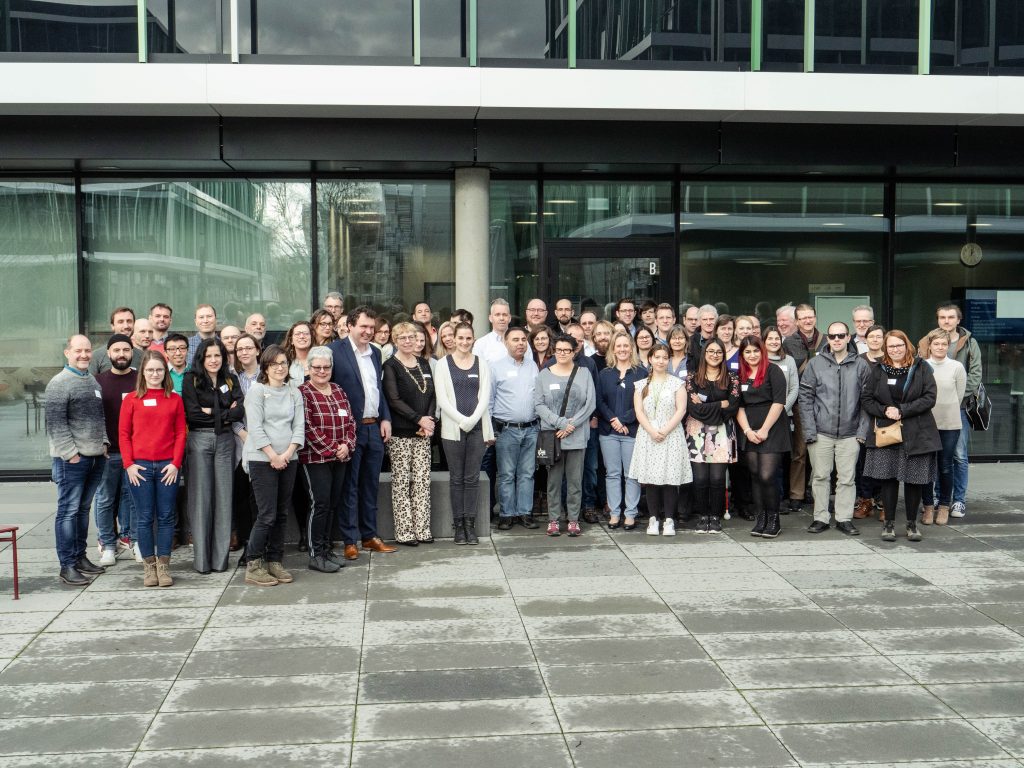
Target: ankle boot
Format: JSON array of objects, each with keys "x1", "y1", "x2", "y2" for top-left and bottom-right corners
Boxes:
[
  {"x1": 142, "y1": 557, "x2": 158, "y2": 587},
  {"x1": 762, "y1": 509, "x2": 781, "y2": 539},
  {"x1": 751, "y1": 509, "x2": 767, "y2": 537},
  {"x1": 453, "y1": 517, "x2": 467, "y2": 545},
  {"x1": 935, "y1": 505, "x2": 950, "y2": 526},
  {"x1": 464, "y1": 516, "x2": 479, "y2": 545},
  {"x1": 921, "y1": 505, "x2": 935, "y2": 525},
  {"x1": 245, "y1": 557, "x2": 279, "y2": 587},
  {"x1": 156, "y1": 556, "x2": 173, "y2": 587}
]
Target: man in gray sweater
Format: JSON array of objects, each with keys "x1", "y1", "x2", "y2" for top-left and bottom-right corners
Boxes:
[{"x1": 45, "y1": 334, "x2": 110, "y2": 586}]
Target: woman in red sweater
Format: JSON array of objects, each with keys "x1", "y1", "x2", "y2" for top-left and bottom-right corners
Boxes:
[{"x1": 120, "y1": 351, "x2": 186, "y2": 587}]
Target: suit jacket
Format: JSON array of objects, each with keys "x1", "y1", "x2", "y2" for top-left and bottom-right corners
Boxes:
[{"x1": 328, "y1": 338, "x2": 392, "y2": 423}]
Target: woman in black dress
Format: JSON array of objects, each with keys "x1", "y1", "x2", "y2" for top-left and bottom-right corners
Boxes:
[{"x1": 735, "y1": 335, "x2": 790, "y2": 538}]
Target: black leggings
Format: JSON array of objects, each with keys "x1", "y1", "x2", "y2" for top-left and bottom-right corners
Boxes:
[
  {"x1": 744, "y1": 451, "x2": 783, "y2": 515},
  {"x1": 645, "y1": 485, "x2": 679, "y2": 521},
  {"x1": 691, "y1": 463, "x2": 727, "y2": 518},
  {"x1": 880, "y1": 479, "x2": 922, "y2": 524}
]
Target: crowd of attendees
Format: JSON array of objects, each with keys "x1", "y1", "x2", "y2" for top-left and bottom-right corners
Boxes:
[{"x1": 45, "y1": 292, "x2": 983, "y2": 587}]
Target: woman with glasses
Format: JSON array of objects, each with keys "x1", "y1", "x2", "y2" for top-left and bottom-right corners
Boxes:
[
  {"x1": 535, "y1": 335, "x2": 596, "y2": 537},
  {"x1": 666, "y1": 325, "x2": 689, "y2": 380},
  {"x1": 862, "y1": 330, "x2": 940, "y2": 542},
  {"x1": 230, "y1": 333, "x2": 262, "y2": 559},
  {"x1": 299, "y1": 347, "x2": 355, "y2": 573},
  {"x1": 635, "y1": 326, "x2": 656, "y2": 369},
  {"x1": 283, "y1": 321, "x2": 314, "y2": 385},
  {"x1": 374, "y1": 317, "x2": 394, "y2": 362},
  {"x1": 311, "y1": 309, "x2": 337, "y2": 346},
  {"x1": 383, "y1": 322, "x2": 437, "y2": 546},
  {"x1": 242, "y1": 344, "x2": 305, "y2": 586},
  {"x1": 529, "y1": 326, "x2": 554, "y2": 369},
  {"x1": 120, "y1": 351, "x2": 186, "y2": 587}
]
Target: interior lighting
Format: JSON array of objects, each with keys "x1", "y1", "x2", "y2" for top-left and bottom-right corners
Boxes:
[
  {"x1": 934, "y1": 202, "x2": 964, "y2": 207},
  {"x1": 822, "y1": 222, "x2": 845, "y2": 226},
  {"x1": 704, "y1": 212, "x2": 729, "y2": 216},
  {"x1": 546, "y1": 200, "x2": 577, "y2": 205},
  {"x1": 743, "y1": 201, "x2": 773, "y2": 206}
]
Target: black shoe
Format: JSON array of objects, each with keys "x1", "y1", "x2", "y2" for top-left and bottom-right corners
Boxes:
[
  {"x1": 497, "y1": 517, "x2": 513, "y2": 531},
  {"x1": 297, "y1": 541, "x2": 309, "y2": 553},
  {"x1": 836, "y1": 521, "x2": 861, "y2": 536},
  {"x1": 75, "y1": 556, "x2": 105, "y2": 575},
  {"x1": 418, "y1": 537, "x2": 435, "y2": 544},
  {"x1": 806, "y1": 521, "x2": 830, "y2": 534},
  {"x1": 516, "y1": 515, "x2": 539, "y2": 530},
  {"x1": 762, "y1": 510, "x2": 782, "y2": 539},
  {"x1": 581, "y1": 508, "x2": 600, "y2": 524},
  {"x1": 396, "y1": 539, "x2": 419, "y2": 547},
  {"x1": 906, "y1": 522, "x2": 923, "y2": 542},
  {"x1": 881, "y1": 521, "x2": 896, "y2": 542},
  {"x1": 607, "y1": 517, "x2": 623, "y2": 530},
  {"x1": 464, "y1": 519, "x2": 479, "y2": 545},
  {"x1": 453, "y1": 521, "x2": 467, "y2": 545},
  {"x1": 751, "y1": 510, "x2": 767, "y2": 537},
  {"x1": 707, "y1": 516, "x2": 722, "y2": 535},
  {"x1": 308, "y1": 554, "x2": 342, "y2": 573},
  {"x1": 59, "y1": 566, "x2": 90, "y2": 586},
  {"x1": 786, "y1": 499, "x2": 802, "y2": 514}
]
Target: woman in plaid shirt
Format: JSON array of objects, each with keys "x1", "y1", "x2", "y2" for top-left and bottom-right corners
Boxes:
[{"x1": 299, "y1": 346, "x2": 357, "y2": 573}]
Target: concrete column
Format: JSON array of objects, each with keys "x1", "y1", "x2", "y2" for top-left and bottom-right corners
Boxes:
[{"x1": 454, "y1": 166, "x2": 491, "y2": 338}]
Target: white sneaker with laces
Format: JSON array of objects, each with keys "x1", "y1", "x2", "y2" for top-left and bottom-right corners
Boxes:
[
  {"x1": 98, "y1": 547, "x2": 117, "y2": 567},
  {"x1": 950, "y1": 501, "x2": 967, "y2": 518},
  {"x1": 132, "y1": 542, "x2": 143, "y2": 563},
  {"x1": 646, "y1": 516, "x2": 660, "y2": 535},
  {"x1": 662, "y1": 518, "x2": 676, "y2": 536}
]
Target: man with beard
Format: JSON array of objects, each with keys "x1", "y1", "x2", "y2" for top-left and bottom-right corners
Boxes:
[
  {"x1": 90, "y1": 307, "x2": 142, "y2": 374},
  {"x1": 148, "y1": 303, "x2": 173, "y2": 354}
]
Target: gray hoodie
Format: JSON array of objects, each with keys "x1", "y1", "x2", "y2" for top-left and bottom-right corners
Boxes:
[{"x1": 798, "y1": 347, "x2": 871, "y2": 442}]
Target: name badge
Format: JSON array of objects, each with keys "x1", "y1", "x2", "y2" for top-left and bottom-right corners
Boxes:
[
  {"x1": 887, "y1": 378, "x2": 897, "y2": 385},
  {"x1": 506, "y1": 370, "x2": 518, "y2": 379},
  {"x1": 729, "y1": 362, "x2": 739, "y2": 370},
  {"x1": 219, "y1": 384, "x2": 229, "y2": 393},
  {"x1": 549, "y1": 383, "x2": 560, "y2": 390},
  {"x1": 423, "y1": 373, "x2": 431, "y2": 378},
  {"x1": 619, "y1": 382, "x2": 625, "y2": 389},
  {"x1": 143, "y1": 399, "x2": 157, "y2": 407},
  {"x1": 338, "y1": 409, "x2": 347, "y2": 417},
  {"x1": 741, "y1": 384, "x2": 749, "y2": 392},
  {"x1": 94, "y1": 389, "x2": 102, "y2": 398},
  {"x1": 698, "y1": 394, "x2": 708, "y2": 402},
  {"x1": 467, "y1": 374, "x2": 478, "y2": 379}
]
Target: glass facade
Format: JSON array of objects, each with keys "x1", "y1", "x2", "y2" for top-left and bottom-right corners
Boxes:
[
  {"x1": 478, "y1": 0, "x2": 565, "y2": 60},
  {"x1": 763, "y1": 0, "x2": 805, "y2": 66},
  {"x1": 248, "y1": 0, "x2": 414, "y2": 57},
  {"x1": 932, "y1": 0, "x2": 1024, "y2": 69},
  {"x1": 147, "y1": 0, "x2": 231, "y2": 55},
  {"x1": 1, "y1": 0, "x2": 139, "y2": 54},
  {"x1": 815, "y1": 0, "x2": 919, "y2": 68},
  {"x1": 542, "y1": 181, "x2": 673, "y2": 239},
  {"x1": 489, "y1": 181, "x2": 539, "y2": 314}
]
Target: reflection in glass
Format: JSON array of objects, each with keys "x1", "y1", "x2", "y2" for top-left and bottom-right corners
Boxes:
[
  {"x1": 763, "y1": 0, "x2": 804, "y2": 65},
  {"x1": 0, "y1": 181, "x2": 77, "y2": 470},
  {"x1": 317, "y1": 181, "x2": 453, "y2": 317},
  {"x1": 83, "y1": 181, "x2": 313, "y2": 333},
  {"x1": 895, "y1": 184, "x2": 1024, "y2": 456},
  {"x1": 490, "y1": 181, "x2": 539, "y2": 316},
  {"x1": 252, "y1": 0, "x2": 412, "y2": 56},
  {"x1": 147, "y1": 0, "x2": 229, "y2": 54},
  {"x1": 1, "y1": 0, "x2": 138, "y2": 53},
  {"x1": 421, "y1": 0, "x2": 465, "y2": 58},
  {"x1": 815, "y1": 0, "x2": 918, "y2": 68},
  {"x1": 543, "y1": 182, "x2": 673, "y2": 239},
  {"x1": 478, "y1": 0, "x2": 563, "y2": 59},
  {"x1": 557, "y1": 256, "x2": 662, "y2": 318}
]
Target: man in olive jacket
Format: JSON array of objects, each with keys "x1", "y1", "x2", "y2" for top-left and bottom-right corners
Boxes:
[{"x1": 799, "y1": 321, "x2": 871, "y2": 536}]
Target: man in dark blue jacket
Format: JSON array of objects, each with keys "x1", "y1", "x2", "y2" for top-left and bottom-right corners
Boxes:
[{"x1": 329, "y1": 307, "x2": 397, "y2": 560}]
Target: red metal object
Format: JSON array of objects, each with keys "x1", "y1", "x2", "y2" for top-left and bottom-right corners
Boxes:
[{"x1": 0, "y1": 526, "x2": 19, "y2": 600}]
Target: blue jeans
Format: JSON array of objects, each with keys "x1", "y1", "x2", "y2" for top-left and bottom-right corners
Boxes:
[
  {"x1": 93, "y1": 452, "x2": 135, "y2": 547},
  {"x1": 924, "y1": 429, "x2": 962, "y2": 507},
  {"x1": 583, "y1": 429, "x2": 599, "y2": 509},
  {"x1": 953, "y1": 410, "x2": 970, "y2": 504},
  {"x1": 495, "y1": 425, "x2": 538, "y2": 519},
  {"x1": 599, "y1": 434, "x2": 640, "y2": 519},
  {"x1": 126, "y1": 460, "x2": 179, "y2": 558},
  {"x1": 52, "y1": 455, "x2": 107, "y2": 568}
]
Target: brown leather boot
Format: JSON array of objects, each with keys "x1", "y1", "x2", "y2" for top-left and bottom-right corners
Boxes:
[
  {"x1": 921, "y1": 505, "x2": 935, "y2": 525},
  {"x1": 142, "y1": 557, "x2": 158, "y2": 587},
  {"x1": 156, "y1": 556, "x2": 173, "y2": 587},
  {"x1": 853, "y1": 498, "x2": 873, "y2": 519},
  {"x1": 935, "y1": 505, "x2": 950, "y2": 526}
]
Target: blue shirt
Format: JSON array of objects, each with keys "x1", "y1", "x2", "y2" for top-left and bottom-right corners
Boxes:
[{"x1": 489, "y1": 355, "x2": 539, "y2": 423}]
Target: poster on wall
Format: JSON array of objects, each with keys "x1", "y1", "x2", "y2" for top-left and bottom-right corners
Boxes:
[{"x1": 959, "y1": 289, "x2": 1024, "y2": 343}]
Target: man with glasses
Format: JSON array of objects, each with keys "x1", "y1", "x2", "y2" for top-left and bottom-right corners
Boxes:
[
  {"x1": 852, "y1": 305, "x2": 874, "y2": 354},
  {"x1": 613, "y1": 298, "x2": 638, "y2": 336},
  {"x1": 554, "y1": 298, "x2": 575, "y2": 335},
  {"x1": 799, "y1": 321, "x2": 871, "y2": 536},
  {"x1": 323, "y1": 292, "x2": 344, "y2": 321},
  {"x1": 783, "y1": 303, "x2": 822, "y2": 513},
  {"x1": 524, "y1": 299, "x2": 548, "y2": 333}
]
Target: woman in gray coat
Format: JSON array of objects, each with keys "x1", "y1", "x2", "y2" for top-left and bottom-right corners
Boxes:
[{"x1": 534, "y1": 335, "x2": 596, "y2": 537}]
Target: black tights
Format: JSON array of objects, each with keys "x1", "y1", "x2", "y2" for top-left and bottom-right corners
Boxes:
[
  {"x1": 692, "y1": 463, "x2": 727, "y2": 518},
  {"x1": 879, "y1": 479, "x2": 922, "y2": 524},
  {"x1": 744, "y1": 451, "x2": 783, "y2": 515},
  {"x1": 645, "y1": 485, "x2": 679, "y2": 521}
]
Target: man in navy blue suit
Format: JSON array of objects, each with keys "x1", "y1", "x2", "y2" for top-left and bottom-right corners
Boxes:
[{"x1": 328, "y1": 306, "x2": 397, "y2": 560}]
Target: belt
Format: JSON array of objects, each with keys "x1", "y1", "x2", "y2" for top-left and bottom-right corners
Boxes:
[
  {"x1": 494, "y1": 418, "x2": 538, "y2": 429},
  {"x1": 361, "y1": 417, "x2": 378, "y2": 424}
]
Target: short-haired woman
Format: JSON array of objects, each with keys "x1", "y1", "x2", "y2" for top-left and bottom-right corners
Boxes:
[
  {"x1": 242, "y1": 344, "x2": 305, "y2": 586},
  {"x1": 374, "y1": 317, "x2": 395, "y2": 362},
  {"x1": 120, "y1": 351, "x2": 186, "y2": 587},
  {"x1": 920, "y1": 329, "x2": 967, "y2": 526}
]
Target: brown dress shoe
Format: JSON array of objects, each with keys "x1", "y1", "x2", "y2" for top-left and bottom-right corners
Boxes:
[
  {"x1": 229, "y1": 531, "x2": 241, "y2": 551},
  {"x1": 853, "y1": 498, "x2": 873, "y2": 519},
  {"x1": 343, "y1": 544, "x2": 359, "y2": 561},
  {"x1": 362, "y1": 537, "x2": 397, "y2": 553}
]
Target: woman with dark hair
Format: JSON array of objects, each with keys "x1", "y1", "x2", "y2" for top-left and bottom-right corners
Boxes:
[
  {"x1": 736, "y1": 334, "x2": 790, "y2": 538},
  {"x1": 374, "y1": 317, "x2": 394, "y2": 362},
  {"x1": 311, "y1": 309, "x2": 337, "y2": 347},
  {"x1": 685, "y1": 340, "x2": 739, "y2": 534},
  {"x1": 635, "y1": 326, "x2": 656, "y2": 369},
  {"x1": 242, "y1": 344, "x2": 305, "y2": 586},
  {"x1": 666, "y1": 325, "x2": 689, "y2": 380},
  {"x1": 861, "y1": 324, "x2": 886, "y2": 366},
  {"x1": 230, "y1": 332, "x2": 261, "y2": 556},
  {"x1": 529, "y1": 325, "x2": 554, "y2": 369},
  {"x1": 716, "y1": 314, "x2": 739, "y2": 375},
  {"x1": 120, "y1": 350, "x2": 186, "y2": 587},
  {"x1": 854, "y1": 324, "x2": 886, "y2": 519},
  {"x1": 861, "y1": 329, "x2": 940, "y2": 542},
  {"x1": 182, "y1": 338, "x2": 244, "y2": 573},
  {"x1": 283, "y1": 321, "x2": 314, "y2": 385}
]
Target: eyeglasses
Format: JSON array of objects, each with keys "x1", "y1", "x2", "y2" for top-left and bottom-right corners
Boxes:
[
  {"x1": 554, "y1": 348, "x2": 574, "y2": 354},
  {"x1": 395, "y1": 334, "x2": 416, "y2": 341},
  {"x1": 166, "y1": 346, "x2": 187, "y2": 354},
  {"x1": 317, "y1": 320, "x2": 334, "y2": 327},
  {"x1": 269, "y1": 361, "x2": 289, "y2": 368},
  {"x1": 309, "y1": 365, "x2": 332, "y2": 372},
  {"x1": 292, "y1": 331, "x2": 311, "y2": 337},
  {"x1": 886, "y1": 343, "x2": 906, "y2": 349},
  {"x1": 706, "y1": 349, "x2": 723, "y2": 355},
  {"x1": 235, "y1": 346, "x2": 257, "y2": 353},
  {"x1": 827, "y1": 333, "x2": 848, "y2": 340}
]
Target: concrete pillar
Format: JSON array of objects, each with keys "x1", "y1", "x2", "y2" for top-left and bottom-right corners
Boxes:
[{"x1": 454, "y1": 166, "x2": 491, "y2": 338}]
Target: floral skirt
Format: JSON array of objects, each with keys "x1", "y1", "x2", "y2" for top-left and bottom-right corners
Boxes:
[{"x1": 685, "y1": 417, "x2": 737, "y2": 465}]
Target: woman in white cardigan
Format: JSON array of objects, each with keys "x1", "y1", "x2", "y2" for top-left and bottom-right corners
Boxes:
[{"x1": 434, "y1": 322, "x2": 495, "y2": 544}]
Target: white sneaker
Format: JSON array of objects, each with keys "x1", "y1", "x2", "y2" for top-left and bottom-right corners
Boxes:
[
  {"x1": 98, "y1": 547, "x2": 117, "y2": 567},
  {"x1": 132, "y1": 542, "x2": 143, "y2": 563},
  {"x1": 662, "y1": 518, "x2": 676, "y2": 536},
  {"x1": 950, "y1": 501, "x2": 967, "y2": 518},
  {"x1": 646, "y1": 516, "x2": 660, "y2": 535}
]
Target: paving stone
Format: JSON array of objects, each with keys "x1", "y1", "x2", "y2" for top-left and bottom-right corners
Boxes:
[
  {"x1": 360, "y1": 666, "x2": 544, "y2": 703},
  {"x1": 679, "y1": 607, "x2": 845, "y2": 634},
  {"x1": 719, "y1": 655, "x2": 914, "y2": 689},
  {"x1": 929, "y1": 682, "x2": 1024, "y2": 717},
  {"x1": 567, "y1": 727, "x2": 796, "y2": 768},
  {"x1": 660, "y1": 589, "x2": 814, "y2": 612},
  {"x1": 180, "y1": 646, "x2": 360, "y2": 679},
  {"x1": 740, "y1": 539, "x2": 875, "y2": 556},
  {"x1": 363, "y1": 617, "x2": 527, "y2": 645},
  {"x1": 163, "y1": 673, "x2": 356, "y2": 710},
  {"x1": 191, "y1": 622, "x2": 364, "y2": 651},
  {"x1": 0, "y1": 754, "x2": 133, "y2": 768},
  {"x1": 140, "y1": 706, "x2": 353, "y2": 750},
  {"x1": 85, "y1": 569, "x2": 234, "y2": 592},
  {"x1": 46, "y1": 607, "x2": 214, "y2": 632},
  {"x1": 802, "y1": 586, "x2": 962, "y2": 609},
  {"x1": 361, "y1": 641, "x2": 536, "y2": 673},
  {"x1": 858, "y1": 627, "x2": 1024, "y2": 655},
  {"x1": 780, "y1": 569, "x2": 929, "y2": 589},
  {"x1": 761, "y1": 554, "x2": 898, "y2": 572},
  {"x1": 365, "y1": 597, "x2": 520, "y2": 621},
  {"x1": 368, "y1": 562, "x2": 507, "y2": 582},
  {"x1": 522, "y1": 613, "x2": 686, "y2": 640},
  {"x1": 542, "y1": 659, "x2": 731, "y2": 696},
  {"x1": 0, "y1": 653, "x2": 186, "y2": 685},
  {"x1": 130, "y1": 744, "x2": 350, "y2": 768},
  {"x1": 827, "y1": 604, "x2": 996, "y2": 631},
  {"x1": 507, "y1": 575, "x2": 655, "y2": 597},
  {"x1": 974, "y1": 603, "x2": 1024, "y2": 626},
  {"x1": 0, "y1": 613, "x2": 54, "y2": 634},
  {"x1": 645, "y1": 571, "x2": 797, "y2": 593},
  {"x1": 0, "y1": 634, "x2": 32, "y2": 657},
  {"x1": 917, "y1": 568, "x2": 1024, "y2": 587},
  {"x1": 970, "y1": 717, "x2": 1024, "y2": 757},
  {"x1": 540, "y1": 636, "x2": 708, "y2": 666},
  {"x1": 69, "y1": 587, "x2": 223, "y2": 610},
  {"x1": 366, "y1": 578, "x2": 510, "y2": 600},
  {"x1": 553, "y1": 690, "x2": 760, "y2": 731},
  {"x1": 880, "y1": 552, "x2": 1024, "y2": 570},
  {"x1": 631, "y1": 556, "x2": 775, "y2": 575},
  {"x1": 0, "y1": 714, "x2": 151, "y2": 755},
  {"x1": 216, "y1": 580, "x2": 366, "y2": 606},
  {"x1": 746, "y1": 684, "x2": 956, "y2": 724},
  {"x1": 774, "y1": 720, "x2": 1007, "y2": 764},
  {"x1": 0, "y1": 592, "x2": 79, "y2": 614},
  {"x1": 619, "y1": 540, "x2": 747, "y2": 558},
  {"x1": 354, "y1": 697, "x2": 559, "y2": 741},
  {"x1": 0, "y1": 680, "x2": 170, "y2": 717},
  {"x1": 889, "y1": 652, "x2": 1024, "y2": 684},
  {"x1": 350, "y1": 734, "x2": 572, "y2": 768},
  {"x1": 206, "y1": 603, "x2": 362, "y2": 627},
  {"x1": 943, "y1": 584, "x2": 1024, "y2": 604},
  {"x1": 696, "y1": 630, "x2": 876, "y2": 659},
  {"x1": 22, "y1": 628, "x2": 201, "y2": 657},
  {"x1": 516, "y1": 594, "x2": 671, "y2": 618}
]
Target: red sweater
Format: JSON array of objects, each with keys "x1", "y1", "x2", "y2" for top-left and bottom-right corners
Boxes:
[{"x1": 119, "y1": 389, "x2": 187, "y2": 468}]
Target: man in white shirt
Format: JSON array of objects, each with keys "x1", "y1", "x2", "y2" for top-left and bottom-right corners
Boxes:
[{"x1": 472, "y1": 298, "x2": 512, "y2": 364}]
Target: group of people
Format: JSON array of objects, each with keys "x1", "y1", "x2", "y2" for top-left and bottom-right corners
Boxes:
[{"x1": 45, "y1": 292, "x2": 982, "y2": 587}]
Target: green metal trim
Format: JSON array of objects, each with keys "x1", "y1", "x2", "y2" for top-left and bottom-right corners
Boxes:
[
  {"x1": 469, "y1": 0, "x2": 477, "y2": 66},
  {"x1": 751, "y1": 0, "x2": 763, "y2": 71},
  {"x1": 413, "y1": 0, "x2": 421, "y2": 65},
  {"x1": 918, "y1": 0, "x2": 931, "y2": 74},
  {"x1": 804, "y1": 0, "x2": 814, "y2": 72},
  {"x1": 568, "y1": 0, "x2": 577, "y2": 68},
  {"x1": 137, "y1": 0, "x2": 147, "y2": 63}
]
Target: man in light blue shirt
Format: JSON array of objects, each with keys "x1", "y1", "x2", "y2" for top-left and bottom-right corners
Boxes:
[{"x1": 490, "y1": 327, "x2": 540, "y2": 531}]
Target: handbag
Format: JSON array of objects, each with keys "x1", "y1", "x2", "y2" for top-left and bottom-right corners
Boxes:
[
  {"x1": 962, "y1": 347, "x2": 992, "y2": 431},
  {"x1": 874, "y1": 419, "x2": 903, "y2": 447},
  {"x1": 536, "y1": 365, "x2": 579, "y2": 467}
]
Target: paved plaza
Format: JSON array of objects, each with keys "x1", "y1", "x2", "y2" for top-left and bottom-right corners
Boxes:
[{"x1": 2, "y1": 466, "x2": 1024, "y2": 767}]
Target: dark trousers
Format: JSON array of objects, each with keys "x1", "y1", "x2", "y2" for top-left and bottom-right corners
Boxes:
[
  {"x1": 692, "y1": 462, "x2": 727, "y2": 519},
  {"x1": 302, "y1": 461, "x2": 347, "y2": 557},
  {"x1": 341, "y1": 423, "x2": 385, "y2": 545},
  {"x1": 232, "y1": 461, "x2": 256, "y2": 549},
  {"x1": 247, "y1": 461, "x2": 297, "y2": 563},
  {"x1": 645, "y1": 484, "x2": 679, "y2": 521},
  {"x1": 443, "y1": 429, "x2": 487, "y2": 522}
]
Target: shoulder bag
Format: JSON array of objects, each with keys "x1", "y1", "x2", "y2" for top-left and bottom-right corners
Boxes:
[
  {"x1": 872, "y1": 361, "x2": 917, "y2": 448},
  {"x1": 961, "y1": 345, "x2": 992, "y2": 431},
  {"x1": 536, "y1": 366, "x2": 579, "y2": 467}
]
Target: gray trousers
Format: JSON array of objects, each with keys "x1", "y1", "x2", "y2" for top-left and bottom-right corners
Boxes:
[
  {"x1": 186, "y1": 429, "x2": 235, "y2": 573},
  {"x1": 808, "y1": 435, "x2": 860, "y2": 524},
  {"x1": 547, "y1": 448, "x2": 584, "y2": 523},
  {"x1": 442, "y1": 429, "x2": 486, "y2": 523}
]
